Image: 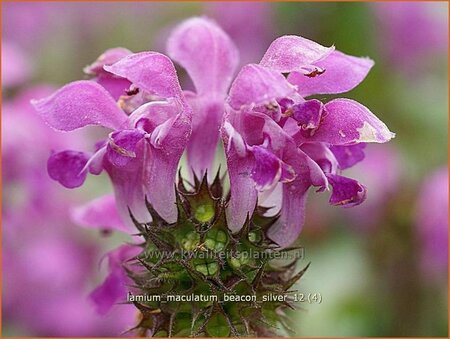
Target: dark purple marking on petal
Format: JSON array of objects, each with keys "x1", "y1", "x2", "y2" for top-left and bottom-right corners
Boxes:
[
  {"x1": 250, "y1": 145, "x2": 282, "y2": 191},
  {"x1": 277, "y1": 98, "x2": 294, "y2": 113},
  {"x1": 292, "y1": 99, "x2": 324, "y2": 136},
  {"x1": 106, "y1": 129, "x2": 146, "y2": 167},
  {"x1": 327, "y1": 174, "x2": 367, "y2": 207}
]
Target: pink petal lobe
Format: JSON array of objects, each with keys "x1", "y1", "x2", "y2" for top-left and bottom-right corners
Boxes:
[
  {"x1": 167, "y1": 17, "x2": 239, "y2": 95},
  {"x1": 260, "y1": 35, "x2": 334, "y2": 73},
  {"x1": 71, "y1": 194, "x2": 130, "y2": 233},
  {"x1": 288, "y1": 51, "x2": 374, "y2": 97},
  {"x1": 32, "y1": 80, "x2": 127, "y2": 131},
  {"x1": 104, "y1": 52, "x2": 183, "y2": 99}
]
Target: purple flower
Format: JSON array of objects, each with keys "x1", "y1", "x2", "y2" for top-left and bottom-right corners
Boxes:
[
  {"x1": 223, "y1": 34, "x2": 394, "y2": 246},
  {"x1": 34, "y1": 17, "x2": 394, "y2": 251},
  {"x1": 416, "y1": 167, "x2": 448, "y2": 279},
  {"x1": 167, "y1": 17, "x2": 239, "y2": 178},
  {"x1": 90, "y1": 244, "x2": 142, "y2": 315},
  {"x1": 163, "y1": 19, "x2": 392, "y2": 247},
  {"x1": 32, "y1": 52, "x2": 192, "y2": 226}
]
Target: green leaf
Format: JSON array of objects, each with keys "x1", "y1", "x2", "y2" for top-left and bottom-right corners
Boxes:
[{"x1": 206, "y1": 313, "x2": 230, "y2": 337}]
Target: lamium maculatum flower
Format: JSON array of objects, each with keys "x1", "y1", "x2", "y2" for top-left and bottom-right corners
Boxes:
[
  {"x1": 33, "y1": 18, "x2": 394, "y2": 325},
  {"x1": 32, "y1": 51, "x2": 192, "y2": 226},
  {"x1": 164, "y1": 18, "x2": 394, "y2": 247},
  {"x1": 222, "y1": 35, "x2": 394, "y2": 246},
  {"x1": 34, "y1": 16, "x2": 394, "y2": 248}
]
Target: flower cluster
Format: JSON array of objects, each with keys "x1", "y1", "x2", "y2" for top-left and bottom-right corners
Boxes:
[{"x1": 33, "y1": 17, "x2": 394, "y2": 249}]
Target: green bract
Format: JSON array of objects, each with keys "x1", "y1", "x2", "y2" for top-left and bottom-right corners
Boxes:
[{"x1": 126, "y1": 172, "x2": 309, "y2": 337}]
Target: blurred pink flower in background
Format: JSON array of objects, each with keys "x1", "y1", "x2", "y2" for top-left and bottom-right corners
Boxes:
[
  {"x1": 2, "y1": 2, "x2": 55, "y2": 48},
  {"x1": 1, "y1": 42, "x2": 32, "y2": 88},
  {"x1": 372, "y1": 2, "x2": 448, "y2": 72},
  {"x1": 206, "y1": 2, "x2": 274, "y2": 66},
  {"x1": 2, "y1": 86, "x2": 136, "y2": 335},
  {"x1": 416, "y1": 167, "x2": 448, "y2": 280},
  {"x1": 341, "y1": 145, "x2": 402, "y2": 232}
]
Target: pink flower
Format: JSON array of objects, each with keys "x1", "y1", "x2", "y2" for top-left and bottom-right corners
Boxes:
[
  {"x1": 223, "y1": 34, "x2": 394, "y2": 246},
  {"x1": 33, "y1": 17, "x2": 394, "y2": 250},
  {"x1": 1, "y1": 41, "x2": 32, "y2": 88},
  {"x1": 32, "y1": 51, "x2": 192, "y2": 226}
]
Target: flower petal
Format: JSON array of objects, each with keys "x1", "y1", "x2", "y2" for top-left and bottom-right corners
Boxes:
[
  {"x1": 144, "y1": 115, "x2": 190, "y2": 223},
  {"x1": 267, "y1": 180, "x2": 309, "y2": 248},
  {"x1": 84, "y1": 47, "x2": 132, "y2": 76},
  {"x1": 300, "y1": 142, "x2": 339, "y2": 174},
  {"x1": 250, "y1": 145, "x2": 282, "y2": 191},
  {"x1": 329, "y1": 143, "x2": 366, "y2": 170},
  {"x1": 106, "y1": 129, "x2": 146, "y2": 167},
  {"x1": 104, "y1": 52, "x2": 183, "y2": 99},
  {"x1": 228, "y1": 64, "x2": 297, "y2": 110},
  {"x1": 225, "y1": 150, "x2": 258, "y2": 232},
  {"x1": 260, "y1": 35, "x2": 334, "y2": 73},
  {"x1": 293, "y1": 98, "x2": 395, "y2": 145},
  {"x1": 71, "y1": 194, "x2": 130, "y2": 233},
  {"x1": 266, "y1": 144, "x2": 329, "y2": 247},
  {"x1": 47, "y1": 150, "x2": 90, "y2": 188},
  {"x1": 149, "y1": 117, "x2": 176, "y2": 149},
  {"x1": 292, "y1": 99, "x2": 323, "y2": 134},
  {"x1": 95, "y1": 76, "x2": 132, "y2": 102},
  {"x1": 90, "y1": 245, "x2": 140, "y2": 315},
  {"x1": 104, "y1": 146, "x2": 152, "y2": 225},
  {"x1": 185, "y1": 96, "x2": 224, "y2": 177},
  {"x1": 90, "y1": 271, "x2": 125, "y2": 315},
  {"x1": 84, "y1": 144, "x2": 107, "y2": 175},
  {"x1": 327, "y1": 174, "x2": 367, "y2": 207},
  {"x1": 167, "y1": 17, "x2": 239, "y2": 95},
  {"x1": 222, "y1": 121, "x2": 247, "y2": 157},
  {"x1": 32, "y1": 80, "x2": 127, "y2": 131},
  {"x1": 288, "y1": 51, "x2": 374, "y2": 97},
  {"x1": 2, "y1": 41, "x2": 31, "y2": 88}
]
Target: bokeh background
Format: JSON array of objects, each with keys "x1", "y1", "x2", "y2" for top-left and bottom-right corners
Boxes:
[{"x1": 2, "y1": 1, "x2": 448, "y2": 337}]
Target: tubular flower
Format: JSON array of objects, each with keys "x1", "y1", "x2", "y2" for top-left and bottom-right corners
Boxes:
[
  {"x1": 34, "y1": 17, "x2": 393, "y2": 249},
  {"x1": 32, "y1": 17, "x2": 395, "y2": 327},
  {"x1": 32, "y1": 52, "x2": 192, "y2": 226},
  {"x1": 165, "y1": 18, "x2": 393, "y2": 247},
  {"x1": 167, "y1": 17, "x2": 239, "y2": 178},
  {"x1": 223, "y1": 34, "x2": 394, "y2": 247}
]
